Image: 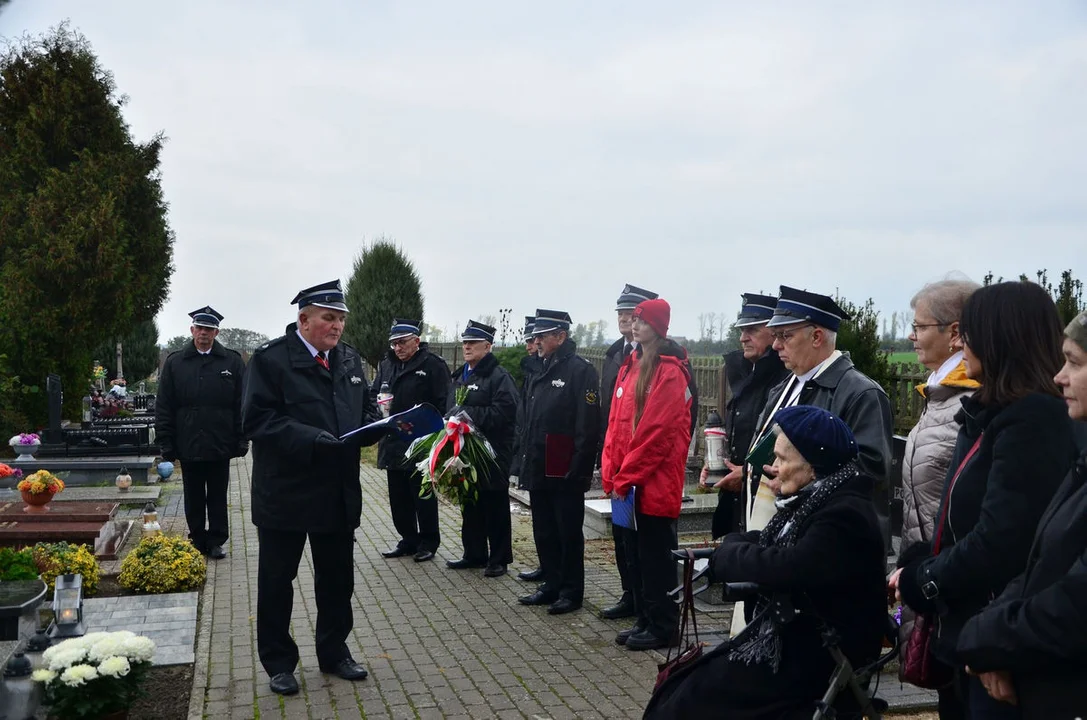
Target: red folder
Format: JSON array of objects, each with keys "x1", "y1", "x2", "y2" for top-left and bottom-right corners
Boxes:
[{"x1": 544, "y1": 433, "x2": 575, "y2": 478}]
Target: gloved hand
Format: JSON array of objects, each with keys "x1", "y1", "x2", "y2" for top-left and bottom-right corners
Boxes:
[{"x1": 314, "y1": 431, "x2": 344, "y2": 452}]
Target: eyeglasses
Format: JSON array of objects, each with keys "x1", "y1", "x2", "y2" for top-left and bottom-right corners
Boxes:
[
  {"x1": 389, "y1": 337, "x2": 416, "y2": 349},
  {"x1": 910, "y1": 323, "x2": 945, "y2": 333},
  {"x1": 770, "y1": 325, "x2": 814, "y2": 343}
]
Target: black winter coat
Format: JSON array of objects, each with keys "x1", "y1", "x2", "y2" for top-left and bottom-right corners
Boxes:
[
  {"x1": 646, "y1": 473, "x2": 887, "y2": 719},
  {"x1": 752, "y1": 354, "x2": 893, "y2": 499},
  {"x1": 448, "y1": 352, "x2": 519, "y2": 490},
  {"x1": 372, "y1": 343, "x2": 451, "y2": 470},
  {"x1": 519, "y1": 339, "x2": 601, "y2": 492},
  {"x1": 957, "y1": 436, "x2": 1087, "y2": 720},
  {"x1": 511, "y1": 352, "x2": 543, "y2": 480},
  {"x1": 242, "y1": 326, "x2": 378, "y2": 532},
  {"x1": 898, "y1": 392, "x2": 1076, "y2": 665},
  {"x1": 723, "y1": 348, "x2": 788, "y2": 466},
  {"x1": 155, "y1": 340, "x2": 247, "y2": 462}
]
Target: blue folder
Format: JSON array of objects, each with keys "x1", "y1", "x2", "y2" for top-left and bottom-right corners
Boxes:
[
  {"x1": 339, "y1": 403, "x2": 444, "y2": 447},
  {"x1": 611, "y1": 488, "x2": 637, "y2": 531}
]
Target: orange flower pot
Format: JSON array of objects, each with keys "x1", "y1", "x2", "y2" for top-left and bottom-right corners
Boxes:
[{"x1": 21, "y1": 490, "x2": 52, "y2": 513}]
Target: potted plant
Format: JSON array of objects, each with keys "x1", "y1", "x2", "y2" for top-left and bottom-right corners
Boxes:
[
  {"x1": 17, "y1": 470, "x2": 65, "y2": 512},
  {"x1": 33, "y1": 630, "x2": 155, "y2": 719},
  {"x1": 9, "y1": 432, "x2": 41, "y2": 461},
  {"x1": 0, "y1": 461, "x2": 23, "y2": 485}
]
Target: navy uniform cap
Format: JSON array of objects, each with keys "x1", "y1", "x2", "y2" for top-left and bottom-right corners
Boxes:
[
  {"x1": 733, "y1": 293, "x2": 777, "y2": 328},
  {"x1": 460, "y1": 320, "x2": 496, "y2": 344},
  {"x1": 616, "y1": 284, "x2": 659, "y2": 311},
  {"x1": 189, "y1": 306, "x2": 224, "y2": 329},
  {"x1": 523, "y1": 315, "x2": 536, "y2": 335},
  {"x1": 291, "y1": 280, "x2": 349, "y2": 313},
  {"x1": 389, "y1": 318, "x2": 422, "y2": 341},
  {"x1": 532, "y1": 309, "x2": 572, "y2": 335},
  {"x1": 767, "y1": 285, "x2": 851, "y2": 332}
]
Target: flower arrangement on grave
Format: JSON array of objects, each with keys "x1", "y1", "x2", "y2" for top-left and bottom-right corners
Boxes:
[
  {"x1": 33, "y1": 630, "x2": 155, "y2": 720},
  {"x1": 0, "y1": 547, "x2": 40, "y2": 582},
  {"x1": 17, "y1": 470, "x2": 64, "y2": 497},
  {"x1": 91, "y1": 364, "x2": 107, "y2": 382},
  {"x1": 405, "y1": 410, "x2": 497, "y2": 507},
  {"x1": 9, "y1": 432, "x2": 40, "y2": 446},
  {"x1": 32, "y1": 542, "x2": 100, "y2": 595},
  {"x1": 118, "y1": 534, "x2": 206, "y2": 593},
  {"x1": 0, "y1": 462, "x2": 22, "y2": 480}
]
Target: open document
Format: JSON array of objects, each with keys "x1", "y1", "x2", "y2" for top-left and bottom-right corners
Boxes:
[{"x1": 339, "y1": 403, "x2": 444, "y2": 447}]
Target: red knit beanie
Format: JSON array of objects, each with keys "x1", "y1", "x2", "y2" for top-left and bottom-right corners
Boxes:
[{"x1": 634, "y1": 298, "x2": 670, "y2": 338}]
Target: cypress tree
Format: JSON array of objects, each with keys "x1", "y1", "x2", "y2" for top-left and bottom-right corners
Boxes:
[{"x1": 343, "y1": 238, "x2": 424, "y2": 367}]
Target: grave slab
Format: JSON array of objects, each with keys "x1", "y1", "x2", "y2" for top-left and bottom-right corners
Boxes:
[
  {"x1": 81, "y1": 591, "x2": 198, "y2": 666},
  {"x1": 0, "y1": 500, "x2": 134, "y2": 559},
  {"x1": 6, "y1": 455, "x2": 155, "y2": 486}
]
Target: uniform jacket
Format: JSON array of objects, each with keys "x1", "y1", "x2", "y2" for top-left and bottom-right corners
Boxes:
[
  {"x1": 372, "y1": 343, "x2": 451, "y2": 470},
  {"x1": 723, "y1": 348, "x2": 789, "y2": 466},
  {"x1": 155, "y1": 340, "x2": 247, "y2": 462},
  {"x1": 242, "y1": 325, "x2": 378, "y2": 532},
  {"x1": 519, "y1": 339, "x2": 601, "y2": 492},
  {"x1": 898, "y1": 392, "x2": 1076, "y2": 664},
  {"x1": 601, "y1": 341, "x2": 693, "y2": 518},
  {"x1": 511, "y1": 352, "x2": 542, "y2": 480},
  {"x1": 448, "y1": 352, "x2": 519, "y2": 490},
  {"x1": 901, "y1": 360, "x2": 979, "y2": 546},
  {"x1": 753, "y1": 354, "x2": 893, "y2": 495},
  {"x1": 957, "y1": 435, "x2": 1087, "y2": 720}
]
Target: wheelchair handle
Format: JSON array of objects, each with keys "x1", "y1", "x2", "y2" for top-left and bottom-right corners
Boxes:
[
  {"x1": 671, "y1": 547, "x2": 714, "y2": 561},
  {"x1": 722, "y1": 582, "x2": 761, "y2": 602}
]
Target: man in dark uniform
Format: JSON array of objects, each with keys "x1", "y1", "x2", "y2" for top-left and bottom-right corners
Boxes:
[
  {"x1": 517, "y1": 309, "x2": 601, "y2": 615},
  {"x1": 513, "y1": 315, "x2": 546, "y2": 582},
  {"x1": 598, "y1": 283, "x2": 657, "y2": 620},
  {"x1": 242, "y1": 280, "x2": 378, "y2": 695},
  {"x1": 700, "y1": 293, "x2": 788, "y2": 538},
  {"x1": 744, "y1": 286, "x2": 893, "y2": 531},
  {"x1": 156, "y1": 306, "x2": 247, "y2": 560},
  {"x1": 373, "y1": 319, "x2": 451, "y2": 563},
  {"x1": 445, "y1": 321, "x2": 519, "y2": 577}
]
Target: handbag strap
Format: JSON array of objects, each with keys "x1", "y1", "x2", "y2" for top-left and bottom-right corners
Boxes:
[
  {"x1": 666, "y1": 549, "x2": 700, "y2": 663},
  {"x1": 932, "y1": 434, "x2": 983, "y2": 553}
]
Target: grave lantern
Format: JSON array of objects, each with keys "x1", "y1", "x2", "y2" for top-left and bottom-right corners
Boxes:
[
  {"x1": 49, "y1": 574, "x2": 85, "y2": 639},
  {"x1": 115, "y1": 465, "x2": 132, "y2": 493},
  {"x1": 703, "y1": 410, "x2": 728, "y2": 479},
  {"x1": 142, "y1": 502, "x2": 161, "y2": 537},
  {"x1": 1, "y1": 651, "x2": 42, "y2": 719}
]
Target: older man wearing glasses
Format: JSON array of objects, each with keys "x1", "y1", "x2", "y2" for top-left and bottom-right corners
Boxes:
[
  {"x1": 743, "y1": 286, "x2": 893, "y2": 533},
  {"x1": 373, "y1": 318, "x2": 452, "y2": 563}
]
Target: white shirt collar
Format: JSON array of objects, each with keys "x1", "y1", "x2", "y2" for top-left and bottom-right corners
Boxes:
[
  {"x1": 295, "y1": 330, "x2": 320, "y2": 359},
  {"x1": 928, "y1": 351, "x2": 964, "y2": 387}
]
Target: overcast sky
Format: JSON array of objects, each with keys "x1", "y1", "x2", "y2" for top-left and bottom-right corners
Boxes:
[{"x1": 4, "y1": 1, "x2": 1085, "y2": 343}]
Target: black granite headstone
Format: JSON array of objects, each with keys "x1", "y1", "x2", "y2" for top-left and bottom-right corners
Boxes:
[{"x1": 43, "y1": 374, "x2": 63, "y2": 444}]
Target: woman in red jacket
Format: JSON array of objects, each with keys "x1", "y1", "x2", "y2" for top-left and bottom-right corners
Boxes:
[{"x1": 602, "y1": 298, "x2": 694, "y2": 651}]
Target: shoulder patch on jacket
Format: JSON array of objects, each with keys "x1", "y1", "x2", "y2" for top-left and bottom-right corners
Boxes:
[
  {"x1": 585, "y1": 389, "x2": 598, "y2": 405},
  {"x1": 415, "y1": 369, "x2": 428, "y2": 377}
]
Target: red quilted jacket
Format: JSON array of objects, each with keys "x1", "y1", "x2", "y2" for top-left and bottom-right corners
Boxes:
[{"x1": 601, "y1": 342, "x2": 693, "y2": 519}]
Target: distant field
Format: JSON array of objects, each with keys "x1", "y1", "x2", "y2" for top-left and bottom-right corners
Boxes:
[{"x1": 888, "y1": 352, "x2": 918, "y2": 364}]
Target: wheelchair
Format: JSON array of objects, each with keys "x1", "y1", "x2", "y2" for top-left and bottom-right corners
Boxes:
[{"x1": 670, "y1": 548, "x2": 900, "y2": 720}]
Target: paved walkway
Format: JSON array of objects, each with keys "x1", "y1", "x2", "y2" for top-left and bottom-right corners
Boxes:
[{"x1": 187, "y1": 457, "x2": 679, "y2": 720}]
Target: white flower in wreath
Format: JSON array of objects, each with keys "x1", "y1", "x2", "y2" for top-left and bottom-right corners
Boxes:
[
  {"x1": 98, "y1": 655, "x2": 132, "y2": 678},
  {"x1": 31, "y1": 668, "x2": 57, "y2": 683},
  {"x1": 60, "y1": 663, "x2": 99, "y2": 687}
]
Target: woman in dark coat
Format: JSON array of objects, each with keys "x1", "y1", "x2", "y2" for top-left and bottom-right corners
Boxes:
[
  {"x1": 954, "y1": 310, "x2": 1087, "y2": 720},
  {"x1": 644, "y1": 405, "x2": 887, "y2": 720},
  {"x1": 892, "y1": 282, "x2": 1076, "y2": 720}
]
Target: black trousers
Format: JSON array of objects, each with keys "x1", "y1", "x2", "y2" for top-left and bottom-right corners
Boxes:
[
  {"x1": 256, "y1": 527, "x2": 355, "y2": 676},
  {"x1": 530, "y1": 488, "x2": 584, "y2": 601},
  {"x1": 460, "y1": 486, "x2": 513, "y2": 566},
  {"x1": 181, "y1": 459, "x2": 230, "y2": 551},
  {"x1": 386, "y1": 467, "x2": 440, "y2": 552},
  {"x1": 623, "y1": 512, "x2": 679, "y2": 639},
  {"x1": 612, "y1": 523, "x2": 634, "y2": 602}
]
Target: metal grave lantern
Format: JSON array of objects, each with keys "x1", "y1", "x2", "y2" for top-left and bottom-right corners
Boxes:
[
  {"x1": 49, "y1": 573, "x2": 85, "y2": 639},
  {"x1": 142, "y1": 501, "x2": 161, "y2": 537},
  {"x1": 115, "y1": 465, "x2": 133, "y2": 493},
  {"x1": 703, "y1": 410, "x2": 728, "y2": 478},
  {"x1": 1, "y1": 651, "x2": 42, "y2": 719}
]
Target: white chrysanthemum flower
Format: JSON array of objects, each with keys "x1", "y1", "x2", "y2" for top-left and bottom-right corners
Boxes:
[
  {"x1": 97, "y1": 655, "x2": 131, "y2": 678},
  {"x1": 31, "y1": 668, "x2": 57, "y2": 683},
  {"x1": 117, "y1": 636, "x2": 155, "y2": 662},
  {"x1": 43, "y1": 636, "x2": 88, "y2": 664},
  {"x1": 60, "y1": 664, "x2": 98, "y2": 687},
  {"x1": 109, "y1": 630, "x2": 136, "y2": 641},
  {"x1": 87, "y1": 637, "x2": 122, "y2": 662},
  {"x1": 47, "y1": 647, "x2": 88, "y2": 671}
]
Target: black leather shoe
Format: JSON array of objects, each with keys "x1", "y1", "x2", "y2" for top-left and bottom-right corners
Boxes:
[
  {"x1": 446, "y1": 558, "x2": 487, "y2": 569},
  {"x1": 517, "y1": 568, "x2": 545, "y2": 582},
  {"x1": 599, "y1": 598, "x2": 635, "y2": 620},
  {"x1": 413, "y1": 550, "x2": 435, "y2": 563},
  {"x1": 483, "y1": 564, "x2": 507, "y2": 578},
  {"x1": 615, "y1": 624, "x2": 647, "y2": 646},
  {"x1": 320, "y1": 658, "x2": 369, "y2": 681},
  {"x1": 269, "y1": 672, "x2": 299, "y2": 695},
  {"x1": 207, "y1": 545, "x2": 227, "y2": 560},
  {"x1": 518, "y1": 590, "x2": 559, "y2": 606},
  {"x1": 547, "y1": 598, "x2": 582, "y2": 615},
  {"x1": 381, "y1": 547, "x2": 414, "y2": 558},
  {"x1": 625, "y1": 629, "x2": 679, "y2": 651}
]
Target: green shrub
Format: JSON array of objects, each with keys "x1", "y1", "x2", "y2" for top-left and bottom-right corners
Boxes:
[
  {"x1": 32, "y1": 542, "x2": 100, "y2": 595},
  {"x1": 0, "y1": 547, "x2": 40, "y2": 581}
]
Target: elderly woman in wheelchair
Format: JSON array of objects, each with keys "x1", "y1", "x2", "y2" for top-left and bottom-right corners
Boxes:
[{"x1": 644, "y1": 405, "x2": 893, "y2": 720}]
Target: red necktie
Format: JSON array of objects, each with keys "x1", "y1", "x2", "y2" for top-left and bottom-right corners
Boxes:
[{"x1": 316, "y1": 351, "x2": 330, "y2": 370}]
